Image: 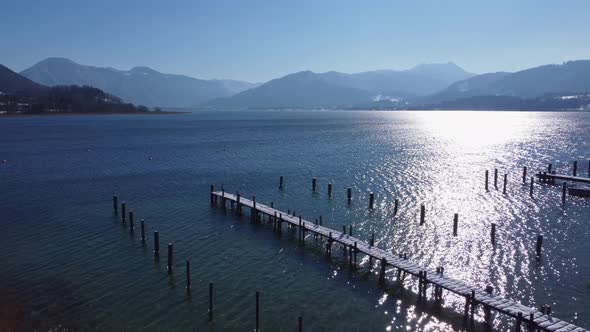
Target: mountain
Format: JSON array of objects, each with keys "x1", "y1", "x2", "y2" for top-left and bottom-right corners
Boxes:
[
  {"x1": 205, "y1": 63, "x2": 475, "y2": 109},
  {"x1": 0, "y1": 64, "x2": 47, "y2": 95},
  {"x1": 205, "y1": 71, "x2": 373, "y2": 109},
  {"x1": 431, "y1": 61, "x2": 590, "y2": 102},
  {"x1": 21, "y1": 58, "x2": 258, "y2": 107}
]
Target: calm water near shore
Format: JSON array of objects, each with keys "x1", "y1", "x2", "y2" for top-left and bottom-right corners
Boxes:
[{"x1": 1, "y1": 110, "x2": 589, "y2": 331}]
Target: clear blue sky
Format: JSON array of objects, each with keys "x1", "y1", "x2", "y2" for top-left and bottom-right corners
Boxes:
[{"x1": 1, "y1": 0, "x2": 589, "y2": 82}]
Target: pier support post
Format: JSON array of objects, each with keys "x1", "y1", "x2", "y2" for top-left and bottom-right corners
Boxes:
[
  {"x1": 208, "y1": 282, "x2": 213, "y2": 321},
  {"x1": 491, "y1": 223, "x2": 496, "y2": 244},
  {"x1": 530, "y1": 177, "x2": 534, "y2": 197},
  {"x1": 312, "y1": 178, "x2": 317, "y2": 192},
  {"x1": 237, "y1": 192, "x2": 242, "y2": 216},
  {"x1": 347, "y1": 188, "x2": 352, "y2": 204},
  {"x1": 121, "y1": 202, "x2": 126, "y2": 222},
  {"x1": 573, "y1": 160, "x2": 578, "y2": 177},
  {"x1": 369, "y1": 192, "x2": 374, "y2": 209},
  {"x1": 483, "y1": 286, "x2": 494, "y2": 324},
  {"x1": 588, "y1": 160, "x2": 590, "y2": 177},
  {"x1": 279, "y1": 176, "x2": 284, "y2": 190},
  {"x1": 516, "y1": 312, "x2": 522, "y2": 332},
  {"x1": 328, "y1": 183, "x2": 332, "y2": 197},
  {"x1": 548, "y1": 163, "x2": 553, "y2": 173},
  {"x1": 536, "y1": 235, "x2": 543, "y2": 256},
  {"x1": 523, "y1": 167, "x2": 527, "y2": 184},
  {"x1": 379, "y1": 258, "x2": 387, "y2": 286},
  {"x1": 154, "y1": 231, "x2": 160, "y2": 257},
  {"x1": 420, "y1": 205, "x2": 425, "y2": 225},
  {"x1": 298, "y1": 216, "x2": 302, "y2": 243},
  {"x1": 463, "y1": 295, "x2": 470, "y2": 319},
  {"x1": 453, "y1": 214, "x2": 458, "y2": 236},
  {"x1": 503, "y1": 174, "x2": 508, "y2": 194},
  {"x1": 353, "y1": 242, "x2": 358, "y2": 267},
  {"x1": 210, "y1": 185, "x2": 215, "y2": 207},
  {"x1": 113, "y1": 195, "x2": 118, "y2": 214},
  {"x1": 562, "y1": 182, "x2": 567, "y2": 205},
  {"x1": 129, "y1": 211, "x2": 134, "y2": 231},
  {"x1": 326, "y1": 232, "x2": 333, "y2": 257},
  {"x1": 167, "y1": 243, "x2": 174, "y2": 274},
  {"x1": 485, "y1": 170, "x2": 489, "y2": 191},
  {"x1": 494, "y1": 168, "x2": 498, "y2": 189},
  {"x1": 319, "y1": 215, "x2": 323, "y2": 226},
  {"x1": 470, "y1": 290, "x2": 476, "y2": 319},
  {"x1": 349, "y1": 225, "x2": 352, "y2": 237},
  {"x1": 298, "y1": 316, "x2": 303, "y2": 332},
  {"x1": 255, "y1": 290, "x2": 260, "y2": 332},
  {"x1": 252, "y1": 196, "x2": 257, "y2": 222},
  {"x1": 394, "y1": 199, "x2": 399, "y2": 216},
  {"x1": 186, "y1": 260, "x2": 191, "y2": 291},
  {"x1": 140, "y1": 219, "x2": 145, "y2": 242}
]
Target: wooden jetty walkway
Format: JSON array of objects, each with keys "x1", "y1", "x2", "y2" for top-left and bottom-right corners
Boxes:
[
  {"x1": 211, "y1": 188, "x2": 587, "y2": 332},
  {"x1": 536, "y1": 172, "x2": 590, "y2": 185}
]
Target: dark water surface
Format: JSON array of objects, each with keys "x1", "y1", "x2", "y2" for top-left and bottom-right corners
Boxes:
[{"x1": 0, "y1": 110, "x2": 589, "y2": 331}]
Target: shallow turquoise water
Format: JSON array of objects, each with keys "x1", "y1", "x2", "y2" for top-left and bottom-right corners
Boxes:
[{"x1": 0, "y1": 110, "x2": 589, "y2": 331}]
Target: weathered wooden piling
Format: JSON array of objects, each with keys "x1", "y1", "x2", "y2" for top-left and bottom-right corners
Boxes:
[
  {"x1": 516, "y1": 311, "x2": 523, "y2": 332},
  {"x1": 237, "y1": 192, "x2": 242, "y2": 215},
  {"x1": 494, "y1": 168, "x2": 498, "y2": 189},
  {"x1": 208, "y1": 282, "x2": 213, "y2": 321},
  {"x1": 491, "y1": 223, "x2": 496, "y2": 244},
  {"x1": 312, "y1": 178, "x2": 317, "y2": 192},
  {"x1": 522, "y1": 166, "x2": 527, "y2": 184},
  {"x1": 140, "y1": 219, "x2": 145, "y2": 242},
  {"x1": 349, "y1": 225, "x2": 352, "y2": 237},
  {"x1": 298, "y1": 216, "x2": 303, "y2": 243},
  {"x1": 255, "y1": 290, "x2": 260, "y2": 332},
  {"x1": 530, "y1": 177, "x2": 534, "y2": 196},
  {"x1": 154, "y1": 231, "x2": 160, "y2": 257},
  {"x1": 167, "y1": 243, "x2": 174, "y2": 274},
  {"x1": 347, "y1": 187, "x2": 352, "y2": 204},
  {"x1": 121, "y1": 202, "x2": 126, "y2": 221},
  {"x1": 279, "y1": 176, "x2": 284, "y2": 190},
  {"x1": 562, "y1": 182, "x2": 567, "y2": 205},
  {"x1": 369, "y1": 192, "x2": 374, "y2": 209},
  {"x1": 298, "y1": 316, "x2": 303, "y2": 332},
  {"x1": 328, "y1": 183, "x2": 332, "y2": 197},
  {"x1": 129, "y1": 211, "x2": 134, "y2": 231},
  {"x1": 483, "y1": 285, "x2": 494, "y2": 323},
  {"x1": 503, "y1": 174, "x2": 507, "y2": 194},
  {"x1": 548, "y1": 163, "x2": 553, "y2": 173},
  {"x1": 394, "y1": 198, "x2": 399, "y2": 216},
  {"x1": 588, "y1": 159, "x2": 590, "y2": 177},
  {"x1": 536, "y1": 235, "x2": 543, "y2": 256},
  {"x1": 485, "y1": 170, "x2": 489, "y2": 190},
  {"x1": 113, "y1": 195, "x2": 118, "y2": 214},
  {"x1": 379, "y1": 258, "x2": 387, "y2": 285},
  {"x1": 186, "y1": 260, "x2": 191, "y2": 291},
  {"x1": 453, "y1": 214, "x2": 458, "y2": 236},
  {"x1": 210, "y1": 185, "x2": 215, "y2": 206},
  {"x1": 573, "y1": 160, "x2": 578, "y2": 176},
  {"x1": 319, "y1": 215, "x2": 323, "y2": 226},
  {"x1": 420, "y1": 205, "x2": 425, "y2": 225}
]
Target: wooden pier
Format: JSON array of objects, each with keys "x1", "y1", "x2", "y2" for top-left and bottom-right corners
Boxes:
[
  {"x1": 211, "y1": 189, "x2": 588, "y2": 332},
  {"x1": 536, "y1": 172, "x2": 590, "y2": 185}
]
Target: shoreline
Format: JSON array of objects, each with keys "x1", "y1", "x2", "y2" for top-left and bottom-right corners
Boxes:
[{"x1": 0, "y1": 111, "x2": 191, "y2": 118}]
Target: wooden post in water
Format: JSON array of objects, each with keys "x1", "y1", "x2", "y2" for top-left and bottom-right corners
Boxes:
[
  {"x1": 548, "y1": 163, "x2": 553, "y2": 173},
  {"x1": 503, "y1": 174, "x2": 508, "y2": 194},
  {"x1": 530, "y1": 177, "x2": 534, "y2": 197},
  {"x1": 129, "y1": 211, "x2": 134, "y2": 231},
  {"x1": 494, "y1": 168, "x2": 498, "y2": 189},
  {"x1": 319, "y1": 215, "x2": 323, "y2": 226},
  {"x1": 536, "y1": 235, "x2": 543, "y2": 256},
  {"x1": 140, "y1": 219, "x2": 145, "y2": 242},
  {"x1": 236, "y1": 192, "x2": 242, "y2": 216},
  {"x1": 453, "y1": 214, "x2": 458, "y2": 236},
  {"x1": 298, "y1": 316, "x2": 303, "y2": 332},
  {"x1": 279, "y1": 176, "x2": 284, "y2": 190},
  {"x1": 252, "y1": 196, "x2": 257, "y2": 222},
  {"x1": 167, "y1": 243, "x2": 174, "y2": 274},
  {"x1": 562, "y1": 182, "x2": 567, "y2": 205},
  {"x1": 491, "y1": 223, "x2": 496, "y2": 244},
  {"x1": 485, "y1": 170, "x2": 489, "y2": 191},
  {"x1": 483, "y1": 286, "x2": 494, "y2": 323},
  {"x1": 312, "y1": 178, "x2": 317, "y2": 192},
  {"x1": 255, "y1": 290, "x2": 260, "y2": 332},
  {"x1": 298, "y1": 216, "x2": 302, "y2": 243},
  {"x1": 369, "y1": 192, "x2": 374, "y2": 209},
  {"x1": 210, "y1": 185, "x2": 215, "y2": 207},
  {"x1": 420, "y1": 205, "x2": 425, "y2": 225},
  {"x1": 347, "y1": 187, "x2": 352, "y2": 204},
  {"x1": 113, "y1": 195, "x2": 118, "y2": 214},
  {"x1": 522, "y1": 167, "x2": 527, "y2": 184},
  {"x1": 516, "y1": 311, "x2": 523, "y2": 332},
  {"x1": 573, "y1": 160, "x2": 578, "y2": 177},
  {"x1": 588, "y1": 160, "x2": 590, "y2": 177},
  {"x1": 379, "y1": 258, "x2": 387, "y2": 285},
  {"x1": 349, "y1": 225, "x2": 352, "y2": 237},
  {"x1": 208, "y1": 282, "x2": 213, "y2": 321},
  {"x1": 328, "y1": 183, "x2": 332, "y2": 197},
  {"x1": 154, "y1": 231, "x2": 160, "y2": 257},
  {"x1": 342, "y1": 225, "x2": 346, "y2": 235},
  {"x1": 186, "y1": 260, "x2": 191, "y2": 291},
  {"x1": 121, "y1": 202, "x2": 126, "y2": 222},
  {"x1": 394, "y1": 198, "x2": 399, "y2": 216}
]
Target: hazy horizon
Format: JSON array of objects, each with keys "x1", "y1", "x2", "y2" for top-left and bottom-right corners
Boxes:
[{"x1": 2, "y1": 0, "x2": 590, "y2": 82}]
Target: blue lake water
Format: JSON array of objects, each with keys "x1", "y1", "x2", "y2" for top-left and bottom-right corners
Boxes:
[{"x1": 0, "y1": 110, "x2": 589, "y2": 331}]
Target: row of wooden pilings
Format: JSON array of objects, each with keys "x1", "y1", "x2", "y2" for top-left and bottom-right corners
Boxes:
[
  {"x1": 112, "y1": 194, "x2": 304, "y2": 331},
  {"x1": 277, "y1": 176, "x2": 545, "y2": 256},
  {"x1": 209, "y1": 186, "x2": 556, "y2": 330}
]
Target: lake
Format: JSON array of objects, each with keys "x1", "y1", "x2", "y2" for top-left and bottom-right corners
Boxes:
[{"x1": 0, "y1": 110, "x2": 589, "y2": 331}]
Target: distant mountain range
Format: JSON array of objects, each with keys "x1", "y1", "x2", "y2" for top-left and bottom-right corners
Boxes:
[
  {"x1": 21, "y1": 58, "x2": 260, "y2": 108},
  {"x1": 9, "y1": 57, "x2": 590, "y2": 111},
  {"x1": 0, "y1": 65, "x2": 154, "y2": 115}
]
